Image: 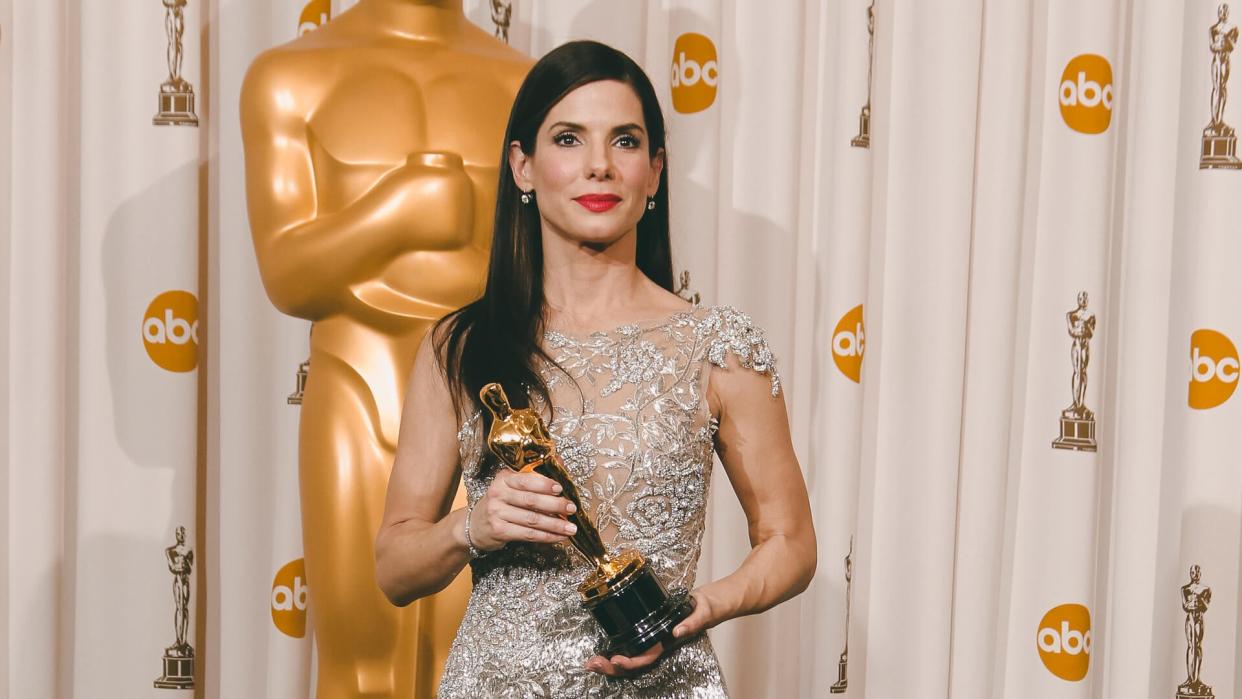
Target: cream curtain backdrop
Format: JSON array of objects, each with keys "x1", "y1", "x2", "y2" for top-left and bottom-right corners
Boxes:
[{"x1": 4, "y1": 0, "x2": 1242, "y2": 698}]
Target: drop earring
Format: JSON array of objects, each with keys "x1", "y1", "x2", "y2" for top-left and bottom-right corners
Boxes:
[
  {"x1": 646, "y1": 197, "x2": 656, "y2": 211},
  {"x1": 520, "y1": 190, "x2": 533, "y2": 204}
]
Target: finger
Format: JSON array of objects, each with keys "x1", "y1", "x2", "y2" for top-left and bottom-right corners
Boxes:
[
  {"x1": 499, "y1": 505, "x2": 578, "y2": 537},
  {"x1": 610, "y1": 642, "x2": 662, "y2": 671},
  {"x1": 493, "y1": 519, "x2": 570, "y2": 545},
  {"x1": 508, "y1": 471, "x2": 563, "y2": 496},
  {"x1": 672, "y1": 595, "x2": 710, "y2": 640},
  {"x1": 585, "y1": 655, "x2": 622, "y2": 677},
  {"x1": 499, "y1": 486, "x2": 577, "y2": 517}
]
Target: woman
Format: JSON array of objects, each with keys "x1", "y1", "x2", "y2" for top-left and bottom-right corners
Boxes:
[{"x1": 375, "y1": 40, "x2": 816, "y2": 697}]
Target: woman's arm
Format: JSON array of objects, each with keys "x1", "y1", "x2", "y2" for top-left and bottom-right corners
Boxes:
[
  {"x1": 374, "y1": 333, "x2": 475, "y2": 606},
  {"x1": 375, "y1": 330, "x2": 577, "y2": 607},
  {"x1": 681, "y1": 357, "x2": 817, "y2": 631}
]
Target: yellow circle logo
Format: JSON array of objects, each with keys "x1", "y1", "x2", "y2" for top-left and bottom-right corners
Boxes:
[
  {"x1": 142, "y1": 290, "x2": 199, "y2": 373},
  {"x1": 1189, "y1": 328, "x2": 1239, "y2": 410},
  {"x1": 671, "y1": 33, "x2": 718, "y2": 114},
  {"x1": 832, "y1": 304, "x2": 864, "y2": 383},
  {"x1": 271, "y1": 558, "x2": 308, "y2": 638},
  {"x1": 298, "y1": 0, "x2": 330, "y2": 36},
  {"x1": 1059, "y1": 54, "x2": 1114, "y2": 134},
  {"x1": 1036, "y1": 603, "x2": 1091, "y2": 681}
]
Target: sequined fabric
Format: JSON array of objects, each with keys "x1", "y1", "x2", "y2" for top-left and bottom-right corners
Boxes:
[{"x1": 438, "y1": 305, "x2": 780, "y2": 699}]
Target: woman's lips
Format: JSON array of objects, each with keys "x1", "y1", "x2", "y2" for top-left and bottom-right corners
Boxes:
[{"x1": 573, "y1": 194, "x2": 621, "y2": 212}]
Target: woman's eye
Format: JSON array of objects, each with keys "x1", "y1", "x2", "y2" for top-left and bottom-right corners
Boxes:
[
  {"x1": 554, "y1": 132, "x2": 580, "y2": 146},
  {"x1": 615, "y1": 135, "x2": 640, "y2": 148}
]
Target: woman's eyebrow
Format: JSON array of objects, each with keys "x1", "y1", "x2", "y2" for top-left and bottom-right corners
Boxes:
[{"x1": 547, "y1": 121, "x2": 647, "y2": 136}]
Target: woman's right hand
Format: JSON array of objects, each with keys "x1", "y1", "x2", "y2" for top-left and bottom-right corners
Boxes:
[{"x1": 468, "y1": 471, "x2": 579, "y2": 552}]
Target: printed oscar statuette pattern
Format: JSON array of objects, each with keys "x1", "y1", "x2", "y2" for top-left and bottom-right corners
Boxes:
[
  {"x1": 153, "y1": 0, "x2": 198, "y2": 127},
  {"x1": 1052, "y1": 291, "x2": 1098, "y2": 452},
  {"x1": 491, "y1": 0, "x2": 513, "y2": 44},
  {"x1": 675, "y1": 270, "x2": 701, "y2": 306},
  {"x1": 1176, "y1": 566, "x2": 1214, "y2": 699},
  {"x1": 154, "y1": 527, "x2": 195, "y2": 689},
  {"x1": 1201, "y1": 3, "x2": 1241, "y2": 169},
  {"x1": 851, "y1": 0, "x2": 875, "y2": 148},
  {"x1": 829, "y1": 537, "x2": 854, "y2": 693}
]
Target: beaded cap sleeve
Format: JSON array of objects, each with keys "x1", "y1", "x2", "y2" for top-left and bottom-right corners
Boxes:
[{"x1": 437, "y1": 304, "x2": 780, "y2": 699}]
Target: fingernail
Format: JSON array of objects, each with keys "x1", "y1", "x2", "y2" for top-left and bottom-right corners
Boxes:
[
  {"x1": 565, "y1": 524, "x2": 577, "y2": 534},
  {"x1": 673, "y1": 626, "x2": 683, "y2": 637},
  {"x1": 552, "y1": 484, "x2": 563, "y2": 493},
  {"x1": 566, "y1": 503, "x2": 577, "y2": 514}
]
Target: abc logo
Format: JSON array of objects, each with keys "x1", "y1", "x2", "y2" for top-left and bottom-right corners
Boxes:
[
  {"x1": 298, "y1": 0, "x2": 330, "y2": 36},
  {"x1": 671, "y1": 33, "x2": 718, "y2": 114},
  {"x1": 271, "y1": 558, "x2": 308, "y2": 638},
  {"x1": 1036, "y1": 603, "x2": 1091, "y2": 681},
  {"x1": 832, "y1": 304, "x2": 864, "y2": 383},
  {"x1": 142, "y1": 290, "x2": 199, "y2": 373},
  {"x1": 1189, "y1": 328, "x2": 1238, "y2": 410},
  {"x1": 1059, "y1": 54, "x2": 1114, "y2": 134}
]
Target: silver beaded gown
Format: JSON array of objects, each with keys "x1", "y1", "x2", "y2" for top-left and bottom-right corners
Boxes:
[{"x1": 437, "y1": 304, "x2": 781, "y2": 699}]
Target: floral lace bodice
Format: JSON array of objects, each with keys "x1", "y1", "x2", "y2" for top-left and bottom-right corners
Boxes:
[{"x1": 437, "y1": 305, "x2": 779, "y2": 699}]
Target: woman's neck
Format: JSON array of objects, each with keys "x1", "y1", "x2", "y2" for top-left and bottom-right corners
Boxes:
[{"x1": 540, "y1": 228, "x2": 655, "y2": 325}]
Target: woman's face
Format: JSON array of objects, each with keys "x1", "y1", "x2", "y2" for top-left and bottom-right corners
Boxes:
[{"x1": 509, "y1": 80, "x2": 664, "y2": 248}]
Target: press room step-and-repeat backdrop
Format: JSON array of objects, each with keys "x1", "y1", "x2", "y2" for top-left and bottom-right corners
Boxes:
[{"x1": 3, "y1": 0, "x2": 1241, "y2": 697}]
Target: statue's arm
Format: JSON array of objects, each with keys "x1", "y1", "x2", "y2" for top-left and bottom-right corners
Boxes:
[{"x1": 240, "y1": 52, "x2": 475, "y2": 319}]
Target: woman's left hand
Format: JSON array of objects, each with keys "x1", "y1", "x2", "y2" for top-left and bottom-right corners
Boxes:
[{"x1": 584, "y1": 588, "x2": 719, "y2": 677}]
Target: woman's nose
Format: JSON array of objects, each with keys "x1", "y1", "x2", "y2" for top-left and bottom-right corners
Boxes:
[{"x1": 585, "y1": 143, "x2": 614, "y2": 180}]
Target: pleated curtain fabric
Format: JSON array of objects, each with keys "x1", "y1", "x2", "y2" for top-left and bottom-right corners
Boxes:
[{"x1": 4, "y1": 1, "x2": 1242, "y2": 697}]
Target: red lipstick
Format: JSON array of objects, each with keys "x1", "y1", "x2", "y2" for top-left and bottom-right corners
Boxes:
[{"x1": 573, "y1": 194, "x2": 621, "y2": 212}]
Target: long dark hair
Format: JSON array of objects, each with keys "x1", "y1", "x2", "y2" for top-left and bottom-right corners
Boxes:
[{"x1": 434, "y1": 40, "x2": 673, "y2": 453}]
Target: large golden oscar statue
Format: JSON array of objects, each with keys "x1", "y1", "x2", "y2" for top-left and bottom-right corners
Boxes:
[{"x1": 239, "y1": 2, "x2": 530, "y2": 696}]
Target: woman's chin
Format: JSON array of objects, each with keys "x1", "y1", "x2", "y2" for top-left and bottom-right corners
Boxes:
[{"x1": 548, "y1": 222, "x2": 636, "y2": 248}]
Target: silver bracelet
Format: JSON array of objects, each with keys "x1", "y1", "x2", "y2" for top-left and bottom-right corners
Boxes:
[{"x1": 463, "y1": 499, "x2": 484, "y2": 559}]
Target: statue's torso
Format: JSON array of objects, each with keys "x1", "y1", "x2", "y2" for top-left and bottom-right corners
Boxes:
[{"x1": 256, "y1": 17, "x2": 528, "y2": 446}]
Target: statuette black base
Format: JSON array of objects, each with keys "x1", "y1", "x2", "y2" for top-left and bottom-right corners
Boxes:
[{"x1": 583, "y1": 563, "x2": 693, "y2": 658}]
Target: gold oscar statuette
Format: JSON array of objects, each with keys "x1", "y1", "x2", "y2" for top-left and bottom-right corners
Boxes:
[{"x1": 480, "y1": 383, "x2": 693, "y2": 657}]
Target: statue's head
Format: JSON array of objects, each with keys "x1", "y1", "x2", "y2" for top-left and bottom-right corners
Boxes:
[
  {"x1": 480, "y1": 383, "x2": 514, "y2": 421},
  {"x1": 1077, "y1": 291, "x2": 1089, "y2": 309},
  {"x1": 1221, "y1": 4, "x2": 1230, "y2": 21},
  {"x1": 175, "y1": 526, "x2": 186, "y2": 544},
  {"x1": 1190, "y1": 564, "x2": 1201, "y2": 583}
]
